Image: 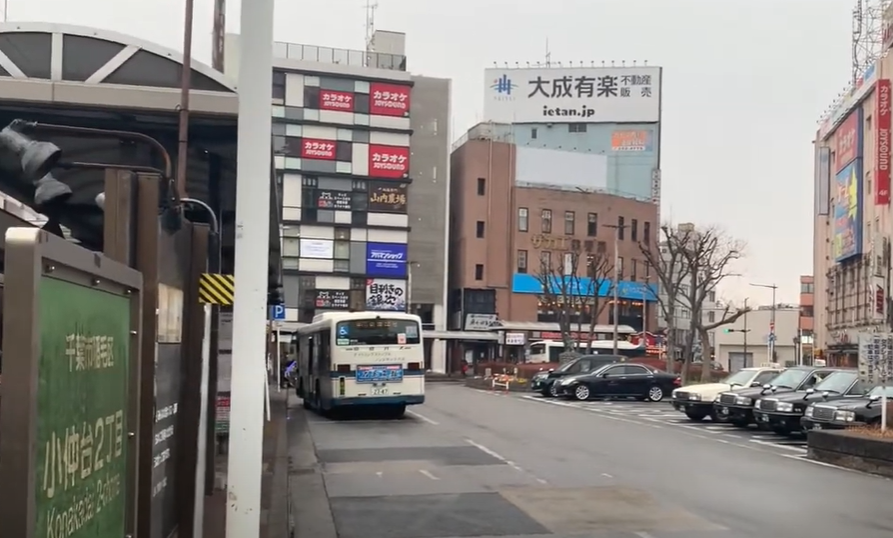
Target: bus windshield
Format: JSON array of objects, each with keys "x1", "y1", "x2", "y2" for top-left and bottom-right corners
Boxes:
[{"x1": 336, "y1": 318, "x2": 421, "y2": 346}]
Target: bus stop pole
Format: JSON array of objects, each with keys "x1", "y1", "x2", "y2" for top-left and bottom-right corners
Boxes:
[{"x1": 225, "y1": 0, "x2": 274, "y2": 536}]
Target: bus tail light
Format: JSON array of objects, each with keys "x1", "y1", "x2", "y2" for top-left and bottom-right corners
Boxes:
[
  {"x1": 336, "y1": 364, "x2": 351, "y2": 373},
  {"x1": 408, "y1": 362, "x2": 421, "y2": 371}
]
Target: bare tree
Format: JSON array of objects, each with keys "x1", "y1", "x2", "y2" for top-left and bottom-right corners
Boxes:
[
  {"x1": 638, "y1": 224, "x2": 694, "y2": 372},
  {"x1": 676, "y1": 225, "x2": 751, "y2": 383},
  {"x1": 581, "y1": 241, "x2": 615, "y2": 350},
  {"x1": 534, "y1": 248, "x2": 583, "y2": 358}
]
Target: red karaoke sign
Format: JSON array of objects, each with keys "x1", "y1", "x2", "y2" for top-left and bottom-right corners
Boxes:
[
  {"x1": 369, "y1": 83, "x2": 411, "y2": 117},
  {"x1": 835, "y1": 111, "x2": 861, "y2": 173},
  {"x1": 301, "y1": 138, "x2": 336, "y2": 160},
  {"x1": 877, "y1": 79, "x2": 891, "y2": 205},
  {"x1": 368, "y1": 144, "x2": 410, "y2": 178},
  {"x1": 319, "y1": 89, "x2": 355, "y2": 112}
]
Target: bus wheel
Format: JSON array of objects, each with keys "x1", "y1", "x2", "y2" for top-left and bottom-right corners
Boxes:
[{"x1": 390, "y1": 404, "x2": 406, "y2": 419}]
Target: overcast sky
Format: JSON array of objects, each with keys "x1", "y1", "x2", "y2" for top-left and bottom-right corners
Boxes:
[{"x1": 10, "y1": 0, "x2": 856, "y2": 304}]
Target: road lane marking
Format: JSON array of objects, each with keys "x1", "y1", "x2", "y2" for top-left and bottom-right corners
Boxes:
[
  {"x1": 635, "y1": 532, "x2": 657, "y2": 538},
  {"x1": 407, "y1": 410, "x2": 439, "y2": 425},
  {"x1": 419, "y1": 469, "x2": 439, "y2": 480},
  {"x1": 375, "y1": 471, "x2": 383, "y2": 478},
  {"x1": 749, "y1": 439, "x2": 806, "y2": 452},
  {"x1": 465, "y1": 438, "x2": 509, "y2": 462},
  {"x1": 601, "y1": 473, "x2": 613, "y2": 478}
]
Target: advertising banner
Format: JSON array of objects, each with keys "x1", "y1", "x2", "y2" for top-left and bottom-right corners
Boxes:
[
  {"x1": 315, "y1": 189, "x2": 352, "y2": 210},
  {"x1": 483, "y1": 66, "x2": 661, "y2": 124},
  {"x1": 319, "y1": 89, "x2": 355, "y2": 112},
  {"x1": 370, "y1": 83, "x2": 411, "y2": 116},
  {"x1": 314, "y1": 289, "x2": 350, "y2": 309},
  {"x1": 815, "y1": 145, "x2": 831, "y2": 215},
  {"x1": 834, "y1": 108, "x2": 862, "y2": 173},
  {"x1": 877, "y1": 79, "x2": 891, "y2": 204},
  {"x1": 368, "y1": 144, "x2": 410, "y2": 179},
  {"x1": 301, "y1": 138, "x2": 336, "y2": 160},
  {"x1": 368, "y1": 182, "x2": 408, "y2": 212},
  {"x1": 366, "y1": 242, "x2": 408, "y2": 277},
  {"x1": 365, "y1": 278, "x2": 407, "y2": 311},
  {"x1": 833, "y1": 159, "x2": 863, "y2": 262},
  {"x1": 611, "y1": 130, "x2": 653, "y2": 151}
]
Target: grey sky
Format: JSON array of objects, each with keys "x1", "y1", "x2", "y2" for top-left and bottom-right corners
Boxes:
[{"x1": 13, "y1": 0, "x2": 854, "y2": 304}]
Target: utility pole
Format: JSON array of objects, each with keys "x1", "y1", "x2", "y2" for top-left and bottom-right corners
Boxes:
[
  {"x1": 751, "y1": 283, "x2": 778, "y2": 363},
  {"x1": 743, "y1": 297, "x2": 749, "y2": 366},
  {"x1": 604, "y1": 222, "x2": 629, "y2": 354}
]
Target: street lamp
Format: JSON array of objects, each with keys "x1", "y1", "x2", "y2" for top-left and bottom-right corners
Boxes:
[
  {"x1": 750, "y1": 283, "x2": 778, "y2": 363},
  {"x1": 603, "y1": 222, "x2": 629, "y2": 354}
]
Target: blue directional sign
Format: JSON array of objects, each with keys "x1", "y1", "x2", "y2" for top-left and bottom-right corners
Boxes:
[{"x1": 269, "y1": 304, "x2": 286, "y2": 321}]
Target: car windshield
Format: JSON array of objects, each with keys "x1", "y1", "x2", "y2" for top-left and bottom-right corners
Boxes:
[
  {"x1": 767, "y1": 368, "x2": 809, "y2": 390},
  {"x1": 868, "y1": 385, "x2": 893, "y2": 398},
  {"x1": 556, "y1": 359, "x2": 578, "y2": 372},
  {"x1": 814, "y1": 371, "x2": 857, "y2": 394},
  {"x1": 723, "y1": 370, "x2": 757, "y2": 387}
]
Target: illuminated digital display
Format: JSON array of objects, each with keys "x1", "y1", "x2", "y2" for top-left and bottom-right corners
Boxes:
[{"x1": 352, "y1": 319, "x2": 400, "y2": 330}]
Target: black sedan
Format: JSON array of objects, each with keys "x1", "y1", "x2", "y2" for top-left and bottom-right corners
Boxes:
[
  {"x1": 555, "y1": 363, "x2": 680, "y2": 401},
  {"x1": 803, "y1": 385, "x2": 893, "y2": 431},
  {"x1": 714, "y1": 366, "x2": 842, "y2": 427},
  {"x1": 530, "y1": 354, "x2": 628, "y2": 397},
  {"x1": 752, "y1": 369, "x2": 863, "y2": 435}
]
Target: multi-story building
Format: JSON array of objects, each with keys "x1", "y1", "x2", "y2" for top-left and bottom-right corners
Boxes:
[
  {"x1": 449, "y1": 126, "x2": 660, "y2": 339},
  {"x1": 799, "y1": 275, "x2": 814, "y2": 363},
  {"x1": 812, "y1": 53, "x2": 891, "y2": 367},
  {"x1": 223, "y1": 30, "x2": 450, "y2": 370},
  {"x1": 715, "y1": 306, "x2": 800, "y2": 370}
]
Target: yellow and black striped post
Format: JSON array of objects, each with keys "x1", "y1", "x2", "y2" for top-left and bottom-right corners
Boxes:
[{"x1": 199, "y1": 273, "x2": 235, "y2": 305}]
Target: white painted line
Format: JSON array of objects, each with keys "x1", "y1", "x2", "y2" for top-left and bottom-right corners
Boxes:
[
  {"x1": 536, "y1": 478, "x2": 548, "y2": 484},
  {"x1": 375, "y1": 471, "x2": 383, "y2": 478},
  {"x1": 407, "y1": 410, "x2": 439, "y2": 425},
  {"x1": 749, "y1": 439, "x2": 807, "y2": 452},
  {"x1": 601, "y1": 473, "x2": 613, "y2": 478},
  {"x1": 635, "y1": 531, "x2": 657, "y2": 538},
  {"x1": 419, "y1": 469, "x2": 440, "y2": 480},
  {"x1": 465, "y1": 438, "x2": 509, "y2": 463}
]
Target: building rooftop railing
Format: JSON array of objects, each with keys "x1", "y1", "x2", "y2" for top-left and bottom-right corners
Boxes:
[{"x1": 273, "y1": 41, "x2": 407, "y2": 71}]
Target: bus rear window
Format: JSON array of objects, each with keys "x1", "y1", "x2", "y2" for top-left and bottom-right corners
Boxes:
[{"x1": 335, "y1": 319, "x2": 421, "y2": 346}]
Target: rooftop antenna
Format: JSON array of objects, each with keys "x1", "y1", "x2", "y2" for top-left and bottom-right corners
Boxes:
[
  {"x1": 545, "y1": 38, "x2": 551, "y2": 67},
  {"x1": 851, "y1": 0, "x2": 888, "y2": 84},
  {"x1": 364, "y1": 0, "x2": 379, "y2": 53}
]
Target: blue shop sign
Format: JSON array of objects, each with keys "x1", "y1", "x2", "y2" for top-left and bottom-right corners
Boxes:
[{"x1": 366, "y1": 242, "x2": 408, "y2": 277}]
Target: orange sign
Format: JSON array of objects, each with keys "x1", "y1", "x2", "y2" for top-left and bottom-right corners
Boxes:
[{"x1": 611, "y1": 130, "x2": 652, "y2": 152}]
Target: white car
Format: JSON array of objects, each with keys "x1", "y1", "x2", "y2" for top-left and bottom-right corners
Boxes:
[{"x1": 671, "y1": 367, "x2": 781, "y2": 421}]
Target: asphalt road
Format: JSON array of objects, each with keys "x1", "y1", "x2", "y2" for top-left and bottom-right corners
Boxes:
[{"x1": 290, "y1": 384, "x2": 893, "y2": 538}]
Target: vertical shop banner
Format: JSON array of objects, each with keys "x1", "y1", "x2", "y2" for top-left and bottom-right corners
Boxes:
[
  {"x1": 877, "y1": 79, "x2": 891, "y2": 204},
  {"x1": 365, "y1": 279, "x2": 407, "y2": 311},
  {"x1": 368, "y1": 144, "x2": 410, "y2": 179},
  {"x1": 365, "y1": 242, "x2": 408, "y2": 276},
  {"x1": 301, "y1": 138, "x2": 336, "y2": 160},
  {"x1": 319, "y1": 89, "x2": 355, "y2": 112},
  {"x1": 834, "y1": 109, "x2": 862, "y2": 173},
  {"x1": 369, "y1": 83, "x2": 411, "y2": 116}
]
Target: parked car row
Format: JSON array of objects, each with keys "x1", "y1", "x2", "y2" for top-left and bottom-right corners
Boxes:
[
  {"x1": 672, "y1": 365, "x2": 889, "y2": 436},
  {"x1": 531, "y1": 355, "x2": 681, "y2": 402}
]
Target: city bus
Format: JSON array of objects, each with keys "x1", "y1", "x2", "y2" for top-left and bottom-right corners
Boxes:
[
  {"x1": 528, "y1": 338, "x2": 646, "y2": 363},
  {"x1": 295, "y1": 311, "x2": 424, "y2": 417}
]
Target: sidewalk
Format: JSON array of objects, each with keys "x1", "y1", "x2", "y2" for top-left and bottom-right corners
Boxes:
[
  {"x1": 287, "y1": 396, "x2": 338, "y2": 538},
  {"x1": 203, "y1": 387, "x2": 291, "y2": 538}
]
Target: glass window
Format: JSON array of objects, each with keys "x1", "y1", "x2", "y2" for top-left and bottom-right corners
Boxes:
[
  {"x1": 617, "y1": 216, "x2": 625, "y2": 240},
  {"x1": 475, "y1": 264, "x2": 484, "y2": 280},
  {"x1": 476, "y1": 221, "x2": 485, "y2": 238},
  {"x1": 643, "y1": 222, "x2": 651, "y2": 245},
  {"x1": 542, "y1": 209, "x2": 552, "y2": 233},
  {"x1": 815, "y1": 371, "x2": 858, "y2": 394},
  {"x1": 631, "y1": 219, "x2": 638, "y2": 242},
  {"x1": 333, "y1": 259, "x2": 350, "y2": 272},
  {"x1": 517, "y1": 250, "x2": 528, "y2": 273},
  {"x1": 587, "y1": 213, "x2": 598, "y2": 236},
  {"x1": 564, "y1": 211, "x2": 575, "y2": 235},
  {"x1": 518, "y1": 207, "x2": 529, "y2": 232},
  {"x1": 631, "y1": 259, "x2": 638, "y2": 281},
  {"x1": 283, "y1": 238, "x2": 300, "y2": 257},
  {"x1": 334, "y1": 240, "x2": 350, "y2": 260},
  {"x1": 540, "y1": 251, "x2": 552, "y2": 270},
  {"x1": 617, "y1": 257, "x2": 624, "y2": 278},
  {"x1": 477, "y1": 177, "x2": 486, "y2": 195},
  {"x1": 335, "y1": 319, "x2": 421, "y2": 346}
]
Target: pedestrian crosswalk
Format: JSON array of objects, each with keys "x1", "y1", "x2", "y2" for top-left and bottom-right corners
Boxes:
[{"x1": 520, "y1": 395, "x2": 809, "y2": 456}]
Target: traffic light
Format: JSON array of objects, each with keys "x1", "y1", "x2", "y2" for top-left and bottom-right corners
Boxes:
[
  {"x1": 0, "y1": 120, "x2": 69, "y2": 211},
  {"x1": 267, "y1": 286, "x2": 284, "y2": 306}
]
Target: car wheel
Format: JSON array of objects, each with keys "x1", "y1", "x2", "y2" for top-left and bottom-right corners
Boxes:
[
  {"x1": 685, "y1": 410, "x2": 707, "y2": 422},
  {"x1": 709, "y1": 410, "x2": 727, "y2": 423},
  {"x1": 646, "y1": 386, "x2": 664, "y2": 402},
  {"x1": 549, "y1": 383, "x2": 560, "y2": 398},
  {"x1": 573, "y1": 385, "x2": 591, "y2": 401}
]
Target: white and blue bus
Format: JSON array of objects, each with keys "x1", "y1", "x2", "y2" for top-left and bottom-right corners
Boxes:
[{"x1": 295, "y1": 311, "x2": 425, "y2": 417}]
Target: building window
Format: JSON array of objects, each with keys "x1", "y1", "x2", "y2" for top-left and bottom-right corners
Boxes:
[
  {"x1": 477, "y1": 177, "x2": 486, "y2": 196},
  {"x1": 272, "y1": 71, "x2": 285, "y2": 99},
  {"x1": 476, "y1": 221, "x2": 485, "y2": 238},
  {"x1": 518, "y1": 207, "x2": 529, "y2": 232},
  {"x1": 708, "y1": 310, "x2": 716, "y2": 323},
  {"x1": 517, "y1": 250, "x2": 528, "y2": 273},
  {"x1": 631, "y1": 259, "x2": 637, "y2": 281},
  {"x1": 540, "y1": 251, "x2": 552, "y2": 270},
  {"x1": 645, "y1": 260, "x2": 651, "y2": 279},
  {"x1": 801, "y1": 281, "x2": 815, "y2": 294},
  {"x1": 617, "y1": 257, "x2": 624, "y2": 278},
  {"x1": 564, "y1": 211, "x2": 575, "y2": 235},
  {"x1": 708, "y1": 290, "x2": 716, "y2": 302},
  {"x1": 801, "y1": 306, "x2": 814, "y2": 317},
  {"x1": 531, "y1": 127, "x2": 538, "y2": 139},
  {"x1": 568, "y1": 123, "x2": 587, "y2": 133},
  {"x1": 587, "y1": 213, "x2": 598, "y2": 236},
  {"x1": 617, "y1": 216, "x2": 625, "y2": 240},
  {"x1": 541, "y1": 209, "x2": 552, "y2": 233},
  {"x1": 631, "y1": 219, "x2": 638, "y2": 242},
  {"x1": 475, "y1": 264, "x2": 484, "y2": 280},
  {"x1": 643, "y1": 221, "x2": 651, "y2": 245}
]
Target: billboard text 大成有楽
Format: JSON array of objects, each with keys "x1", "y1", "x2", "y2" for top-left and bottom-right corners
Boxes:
[
  {"x1": 834, "y1": 108, "x2": 862, "y2": 174},
  {"x1": 368, "y1": 144, "x2": 409, "y2": 179},
  {"x1": 833, "y1": 159, "x2": 863, "y2": 262},
  {"x1": 366, "y1": 242, "x2": 407, "y2": 277},
  {"x1": 484, "y1": 66, "x2": 661, "y2": 124}
]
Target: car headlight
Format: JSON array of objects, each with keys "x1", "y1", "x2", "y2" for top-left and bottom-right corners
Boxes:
[
  {"x1": 834, "y1": 410, "x2": 856, "y2": 422},
  {"x1": 688, "y1": 393, "x2": 702, "y2": 401},
  {"x1": 755, "y1": 399, "x2": 762, "y2": 409},
  {"x1": 736, "y1": 397, "x2": 752, "y2": 406},
  {"x1": 560, "y1": 377, "x2": 575, "y2": 386},
  {"x1": 713, "y1": 394, "x2": 721, "y2": 403},
  {"x1": 776, "y1": 402, "x2": 794, "y2": 413},
  {"x1": 805, "y1": 406, "x2": 814, "y2": 418}
]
